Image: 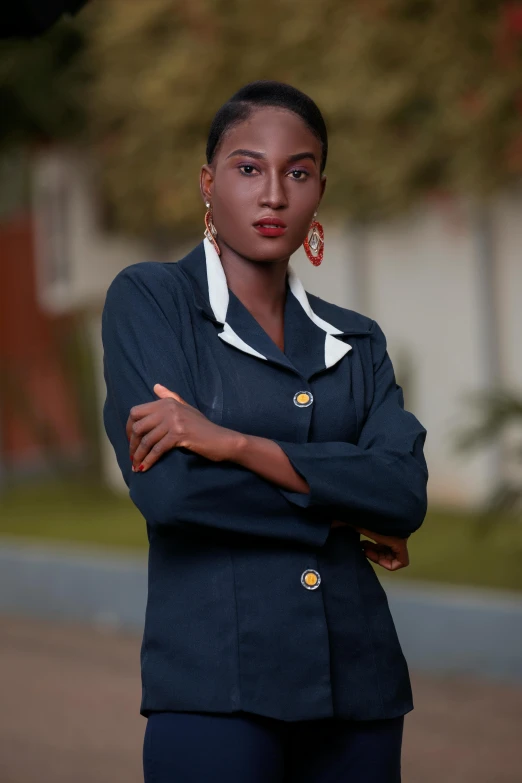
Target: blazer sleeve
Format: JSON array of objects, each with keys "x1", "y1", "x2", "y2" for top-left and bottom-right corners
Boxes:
[
  {"x1": 272, "y1": 320, "x2": 428, "y2": 538},
  {"x1": 101, "y1": 265, "x2": 331, "y2": 548}
]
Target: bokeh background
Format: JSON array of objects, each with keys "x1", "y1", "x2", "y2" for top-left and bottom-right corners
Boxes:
[{"x1": 0, "y1": 2, "x2": 521, "y2": 781}]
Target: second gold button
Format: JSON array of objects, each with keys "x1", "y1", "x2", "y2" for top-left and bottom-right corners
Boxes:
[{"x1": 301, "y1": 569, "x2": 321, "y2": 590}]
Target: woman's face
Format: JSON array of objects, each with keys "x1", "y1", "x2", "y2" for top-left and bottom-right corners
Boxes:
[{"x1": 200, "y1": 107, "x2": 326, "y2": 263}]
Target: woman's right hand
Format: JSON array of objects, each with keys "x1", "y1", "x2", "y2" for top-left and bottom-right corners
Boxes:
[{"x1": 330, "y1": 520, "x2": 410, "y2": 571}]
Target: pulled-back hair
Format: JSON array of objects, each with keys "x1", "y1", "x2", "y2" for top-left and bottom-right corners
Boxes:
[{"x1": 206, "y1": 80, "x2": 328, "y2": 172}]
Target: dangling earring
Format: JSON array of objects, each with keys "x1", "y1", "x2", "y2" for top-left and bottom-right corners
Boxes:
[
  {"x1": 204, "y1": 201, "x2": 220, "y2": 256},
  {"x1": 303, "y1": 212, "x2": 324, "y2": 266}
]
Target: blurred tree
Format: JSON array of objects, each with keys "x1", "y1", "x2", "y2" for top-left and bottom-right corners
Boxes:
[
  {"x1": 455, "y1": 390, "x2": 522, "y2": 522},
  {"x1": 1, "y1": 1, "x2": 521, "y2": 235},
  {"x1": 0, "y1": 0, "x2": 88, "y2": 39},
  {"x1": 0, "y1": 18, "x2": 85, "y2": 148},
  {"x1": 82, "y1": 0, "x2": 522, "y2": 237}
]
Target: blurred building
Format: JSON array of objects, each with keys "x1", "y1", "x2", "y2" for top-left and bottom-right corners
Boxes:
[
  {"x1": 1, "y1": 146, "x2": 520, "y2": 506},
  {"x1": 295, "y1": 199, "x2": 522, "y2": 507},
  {"x1": 0, "y1": 147, "x2": 146, "y2": 488},
  {"x1": 31, "y1": 147, "x2": 149, "y2": 489}
]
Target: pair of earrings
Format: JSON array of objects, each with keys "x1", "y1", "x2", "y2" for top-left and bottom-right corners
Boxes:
[{"x1": 204, "y1": 202, "x2": 324, "y2": 266}]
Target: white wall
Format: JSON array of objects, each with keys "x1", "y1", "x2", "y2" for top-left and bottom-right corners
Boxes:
[
  {"x1": 294, "y1": 203, "x2": 510, "y2": 507},
  {"x1": 495, "y1": 191, "x2": 522, "y2": 390},
  {"x1": 32, "y1": 149, "x2": 147, "y2": 314}
]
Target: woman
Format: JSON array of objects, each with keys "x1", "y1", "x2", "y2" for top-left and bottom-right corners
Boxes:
[{"x1": 102, "y1": 81, "x2": 428, "y2": 783}]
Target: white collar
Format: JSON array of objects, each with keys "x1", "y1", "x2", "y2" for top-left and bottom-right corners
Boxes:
[{"x1": 203, "y1": 237, "x2": 352, "y2": 369}]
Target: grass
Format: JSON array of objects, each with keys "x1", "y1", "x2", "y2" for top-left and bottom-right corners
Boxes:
[
  {"x1": 382, "y1": 507, "x2": 522, "y2": 594},
  {"x1": 0, "y1": 478, "x2": 146, "y2": 552},
  {"x1": 1, "y1": 479, "x2": 521, "y2": 592}
]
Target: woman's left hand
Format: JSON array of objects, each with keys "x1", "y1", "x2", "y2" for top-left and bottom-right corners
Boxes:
[
  {"x1": 330, "y1": 521, "x2": 409, "y2": 571},
  {"x1": 127, "y1": 384, "x2": 240, "y2": 472},
  {"x1": 355, "y1": 526, "x2": 410, "y2": 571}
]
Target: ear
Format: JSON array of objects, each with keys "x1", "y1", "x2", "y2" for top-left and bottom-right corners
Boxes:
[{"x1": 200, "y1": 164, "x2": 215, "y2": 205}]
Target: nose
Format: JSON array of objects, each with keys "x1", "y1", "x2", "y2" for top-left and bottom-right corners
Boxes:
[{"x1": 259, "y1": 169, "x2": 288, "y2": 210}]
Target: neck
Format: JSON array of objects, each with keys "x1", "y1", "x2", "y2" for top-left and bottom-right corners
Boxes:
[{"x1": 218, "y1": 240, "x2": 290, "y2": 318}]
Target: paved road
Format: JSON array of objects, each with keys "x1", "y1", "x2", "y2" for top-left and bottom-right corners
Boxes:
[{"x1": 0, "y1": 616, "x2": 520, "y2": 783}]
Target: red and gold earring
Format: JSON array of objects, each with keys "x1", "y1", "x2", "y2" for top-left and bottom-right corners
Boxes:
[
  {"x1": 204, "y1": 201, "x2": 221, "y2": 256},
  {"x1": 303, "y1": 212, "x2": 324, "y2": 266}
]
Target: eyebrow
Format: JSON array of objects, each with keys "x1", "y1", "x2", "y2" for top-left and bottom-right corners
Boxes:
[{"x1": 226, "y1": 148, "x2": 317, "y2": 165}]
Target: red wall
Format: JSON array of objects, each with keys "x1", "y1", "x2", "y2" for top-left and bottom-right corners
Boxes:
[{"x1": 0, "y1": 213, "x2": 85, "y2": 470}]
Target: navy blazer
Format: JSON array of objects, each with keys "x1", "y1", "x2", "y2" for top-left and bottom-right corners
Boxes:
[{"x1": 101, "y1": 238, "x2": 428, "y2": 722}]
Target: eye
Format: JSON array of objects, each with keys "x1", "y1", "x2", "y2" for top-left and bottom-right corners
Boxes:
[
  {"x1": 288, "y1": 169, "x2": 310, "y2": 180},
  {"x1": 238, "y1": 164, "x2": 258, "y2": 176}
]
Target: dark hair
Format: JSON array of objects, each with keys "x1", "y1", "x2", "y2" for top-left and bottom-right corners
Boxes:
[{"x1": 206, "y1": 80, "x2": 328, "y2": 173}]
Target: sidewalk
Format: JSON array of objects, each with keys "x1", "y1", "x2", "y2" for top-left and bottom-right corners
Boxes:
[{"x1": 0, "y1": 615, "x2": 520, "y2": 783}]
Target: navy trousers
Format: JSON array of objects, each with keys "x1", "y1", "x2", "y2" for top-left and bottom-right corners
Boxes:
[{"x1": 143, "y1": 710, "x2": 405, "y2": 782}]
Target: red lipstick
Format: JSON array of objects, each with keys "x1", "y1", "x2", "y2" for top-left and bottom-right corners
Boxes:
[{"x1": 253, "y1": 217, "x2": 287, "y2": 237}]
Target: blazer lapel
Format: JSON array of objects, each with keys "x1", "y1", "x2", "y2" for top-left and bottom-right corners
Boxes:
[
  {"x1": 225, "y1": 288, "x2": 295, "y2": 371},
  {"x1": 178, "y1": 238, "x2": 357, "y2": 379}
]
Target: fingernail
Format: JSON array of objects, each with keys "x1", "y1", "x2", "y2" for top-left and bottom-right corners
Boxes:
[{"x1": 138, "y1": 464, "x2": 144, "y2": 472}]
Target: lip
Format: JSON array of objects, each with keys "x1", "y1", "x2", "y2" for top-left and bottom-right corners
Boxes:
[{"x1": 253, "y1": 217, "x2": 288, "y2": 237}]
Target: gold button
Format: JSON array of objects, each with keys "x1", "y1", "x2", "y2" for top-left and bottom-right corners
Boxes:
[
  {"x1": 294, "y1": 391, "x2": 313, "y2": 408},
  {"x1": 301, "y1": 568, "x2": 321, "y2": 590}
]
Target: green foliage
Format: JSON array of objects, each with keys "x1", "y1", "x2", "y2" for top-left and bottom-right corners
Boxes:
[
  {"x1": 84, "y1": 0, "x2": 522, "y2": 236},
  {"x1": 455, "y1": 389, "x2": 522, "y2": 515},
  {"x1": 1, "y1": 1, "x2": 522, "y2": 235},
  {"x1": 0, "y1": 18, "x2": 86, "y2": 147},
  {"x1": 455, "y1": 390, "x2": 522, "y2": 451}
]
